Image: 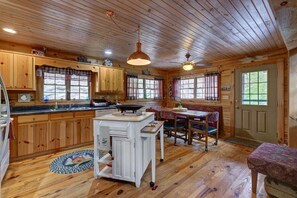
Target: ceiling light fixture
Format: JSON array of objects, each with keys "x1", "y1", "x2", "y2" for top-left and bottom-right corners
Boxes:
[
  {"x1": 182, "y1": 53, "x2": 194, "y2": 71},
  {"x1": 104, "y1": 49, "x2": 112, "y2": 55},
  {"x1": 127, "y1": 25, "x2": 151, "y2": 66},
  {"x1": 3, "y1": 28, "x2": 16, "y2": 34}
]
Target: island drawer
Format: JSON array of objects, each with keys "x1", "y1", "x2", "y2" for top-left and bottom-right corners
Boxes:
[{"x1": 18, "y1": 114, "x2": 49, "y2": 123}]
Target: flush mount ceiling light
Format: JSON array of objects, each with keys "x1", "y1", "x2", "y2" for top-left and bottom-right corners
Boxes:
[
  {"x1": 104, "y1": 49, "x2": 112, "y2": 55},
  {"x1": 3, "y1": 28, "x2": 16, "y2": 34},
  {"x1": 182, "y1": 53, "x2": 194, "y2": 71},
  {"x1": 127, "y1": 25, "x2": 151, "y2": 66}
]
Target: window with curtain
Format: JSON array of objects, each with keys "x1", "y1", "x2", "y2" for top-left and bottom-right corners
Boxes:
[
  {"x1": 42, "y1": 66, "x2": 91, "y2": 101},
  {"x1": 171, "y1": 72, "x2": 220, "y2": 101},
  {"x1": 126, "y1": 75, "x2": 163, "y2": 100},
  {"x1": 205, "y1": 72, "x2": 219, "y2": 101},
  {"x1": 126, "y1": 75, "x2": 138, "y2": 100}
]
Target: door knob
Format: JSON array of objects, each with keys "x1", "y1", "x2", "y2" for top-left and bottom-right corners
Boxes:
[{"x1": 236, "y1": 106, "x2": 240, "y2": 109}]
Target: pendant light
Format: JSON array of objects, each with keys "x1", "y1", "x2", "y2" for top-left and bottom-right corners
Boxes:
[
  {"x1": 182, "y1": 53, "x2": 194, "y2": 71},
  {"x1": 127, "y1": 25, "x2": 151, "y2": 66}
]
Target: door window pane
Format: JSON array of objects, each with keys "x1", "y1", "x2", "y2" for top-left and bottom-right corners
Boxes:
[{"x1": 241, "y1": 70, "x2": 268, "y2": 105}]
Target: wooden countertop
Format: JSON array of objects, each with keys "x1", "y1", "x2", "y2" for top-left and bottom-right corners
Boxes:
[{"x1": 94, "y1": 112, "x2": 154, "y2": 122}]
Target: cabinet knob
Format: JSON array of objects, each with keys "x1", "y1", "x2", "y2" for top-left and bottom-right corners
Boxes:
[{"x1": 0, "y1": 62, "x2": 3, "y2": 64}]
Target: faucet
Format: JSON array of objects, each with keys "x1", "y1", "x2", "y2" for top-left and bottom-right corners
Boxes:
[{"x1": 69, "y1": 103, "x2": 72, "y2": 109}]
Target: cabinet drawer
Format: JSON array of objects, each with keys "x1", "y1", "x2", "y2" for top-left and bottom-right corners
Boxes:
[
  {"x1": 75, "y1": 111, "x2": 94, "y2": 118},
  {"x1": 18, "y1": 114, "x2": 48, "y2": 123},
  {"x1": 50, "y1": 112, "x2": 74, "y2": 120}
]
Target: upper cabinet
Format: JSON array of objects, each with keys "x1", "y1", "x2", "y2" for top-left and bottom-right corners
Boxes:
[
  {"x1": 0, "y1": 51, "x2": 35, "y2": 90},
  {"x1": 97, "y1": 66, "x2": 124, "y2": 93},
  {"x1": 13, "y1": 54, "x2": 35, "y2": 90},
  {"x1": 0, "y1": 52, "x2": 13, "y2": 88}
]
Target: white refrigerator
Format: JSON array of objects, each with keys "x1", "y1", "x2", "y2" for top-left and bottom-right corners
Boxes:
[{"x1": 0, "y1": 75, "x2": 10, "y2": 192}]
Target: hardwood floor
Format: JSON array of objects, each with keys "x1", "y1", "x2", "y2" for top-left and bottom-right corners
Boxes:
[{"x1": 2, "y1": 137, "x2": 268, "y2": 198}]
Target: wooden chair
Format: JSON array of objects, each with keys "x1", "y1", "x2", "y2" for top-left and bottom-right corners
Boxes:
[
  {"x1": 146, "y1": 107, "x2": 160, "y2": 120},
  {"x1": 188, "y1": 112, "x2": 219, "y2": 151},
  {"x1": 173, "y1": 114, "x2": 188, "y2": 144}
]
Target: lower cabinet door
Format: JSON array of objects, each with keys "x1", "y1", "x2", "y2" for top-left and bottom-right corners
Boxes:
[
  {"x1": 74, "y1": 117, "x2": 93, "y2": 144},
  {"x1": 18, "y1": 122, "x2": 48, "y2": 156},
  {"x1": 49, "y1": 120, "x2": 74, "y2": 150},
  {"x1": 112, "y1": 137, "x2": 135, "y2": 182}
]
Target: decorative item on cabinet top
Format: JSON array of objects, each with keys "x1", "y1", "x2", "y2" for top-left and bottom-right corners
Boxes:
[{"x1": 102, "y1": 58, "x2": 113, "y2": 67}]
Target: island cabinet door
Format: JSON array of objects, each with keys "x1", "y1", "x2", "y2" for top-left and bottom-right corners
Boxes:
[{"x1": 112, "y1": 137, "x2": 135, "y2": 182}]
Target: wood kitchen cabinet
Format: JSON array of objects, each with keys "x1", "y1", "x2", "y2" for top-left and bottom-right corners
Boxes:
[
  {"x1": 0, "y1": 52, "x2": 13, "y2": 88},
  {"x1": 98, "y1": 66, "x2": 124, "y2": 93},
  {"x1": 74, "y1": 111, "x2": 94, "y2": 144},
  {"x1": 18, "y1": 122, "x2": 48, "y2": 156},
  {"x1": 49, "y1": 112, "x2": 75, "y2": 149},
  {"x1": 12, "y1": 111, "x2": 95, "y2": 160},
  {"x1": 17, "y1": 114, "x2": 49, "y2": 156},
  {"x1": 0, "y1": 51, "x2": 35, "y2": 90}
]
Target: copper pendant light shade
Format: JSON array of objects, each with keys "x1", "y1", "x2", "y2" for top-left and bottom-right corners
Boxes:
[{"x1": 127, "y1": 26, "x2": 151, "y2": 66}]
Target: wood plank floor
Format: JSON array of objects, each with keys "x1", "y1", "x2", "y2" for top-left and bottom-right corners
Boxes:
[{"x1": 2, "y1": 137, "x2": 268, "y2": 198}]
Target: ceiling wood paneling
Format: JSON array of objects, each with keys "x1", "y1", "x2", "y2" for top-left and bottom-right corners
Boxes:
[{"x1": 0, "y1": 0, "x2": 286, "y2": 69}]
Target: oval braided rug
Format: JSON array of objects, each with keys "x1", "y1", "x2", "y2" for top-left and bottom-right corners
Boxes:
[{"x1": 50, "y1": 150, "x2": 94, "y2": 174}]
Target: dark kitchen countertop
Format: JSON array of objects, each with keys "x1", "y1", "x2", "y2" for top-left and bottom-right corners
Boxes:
[{"x1": 11, "y1": 105, "x2": 117, "y2": 116}]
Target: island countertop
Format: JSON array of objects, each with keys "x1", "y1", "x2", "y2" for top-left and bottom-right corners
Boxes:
[{"x1": 93, "y1": 112, "x2": 154, "y2": 122}]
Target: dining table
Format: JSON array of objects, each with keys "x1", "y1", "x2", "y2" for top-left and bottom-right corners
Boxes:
[{"x1": 156, "y1": 108, "x2": 212, "y2": 144}]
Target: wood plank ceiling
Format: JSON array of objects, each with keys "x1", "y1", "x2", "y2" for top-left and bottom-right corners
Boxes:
[{"x1": 0, "y1": 0, "x2": 286, "y2": 69}]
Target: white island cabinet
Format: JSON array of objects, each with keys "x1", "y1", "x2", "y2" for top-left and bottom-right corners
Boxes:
[{"x1": 93, "y1": 112, "x2": 154, "y2": 187}]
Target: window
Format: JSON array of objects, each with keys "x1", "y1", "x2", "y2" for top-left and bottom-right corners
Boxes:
[
  {"x1": 242, "y1": 70, "x2": 267, "y2": 105},
  {"x1": 70, "y1": 75, "x2": 89, "y2": 100},
  {"x1": 172, "y1": 72, "x2": 220, "y2": 101},
  {"x1": 180, "y1": 78, "x2": 195, "y2": 99},
  {"x1": 196, "y1": 76, "x2": 205, "y2": 99},
  {"x1": 44, "y1": 72, "x2": 66, "y2": 100},
  {"x1": 126, "y1": 75, "x2": 163, "y2": 100},
  {"x1": 42, "y1": 66, "x2": 91, "y2": 101}
]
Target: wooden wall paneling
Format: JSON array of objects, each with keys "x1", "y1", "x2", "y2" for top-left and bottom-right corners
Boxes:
[
  {"x1": 0, "y1": 51, "x2": 14, "y2": 88},
  {"x1": 288, "y1": 48, "x2": 297, "y2": 147},
  {"x1": 276, "y1": 58, "x2": 285, "y2": 143}
]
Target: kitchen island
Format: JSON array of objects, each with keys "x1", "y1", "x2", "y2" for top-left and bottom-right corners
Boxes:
[{"x1": 93, "y1": 112, "x2": 155, "y2": 187}]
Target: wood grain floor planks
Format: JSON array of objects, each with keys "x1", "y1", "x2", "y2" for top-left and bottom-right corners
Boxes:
[{"x1": 2, "y1": 137, "x2": 267, "y2": 198}]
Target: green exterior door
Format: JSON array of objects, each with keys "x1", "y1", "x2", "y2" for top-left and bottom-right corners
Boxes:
[{"x1": 235, "y1": 64, "x2": 278, "y2": 143}]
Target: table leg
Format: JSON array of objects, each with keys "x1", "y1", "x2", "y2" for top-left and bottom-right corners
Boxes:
[
  {"x1": 251, "y1": 170, "x2": 258, "y2": 194},
  {"x1": 151, "y1": 136, "x2": 156, "y2": 184},
  {"x1": 160, "y1": 126, "x2": 164, "y2": 162}
]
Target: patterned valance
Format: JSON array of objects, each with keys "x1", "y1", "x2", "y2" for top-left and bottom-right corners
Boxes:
[{"x1": 42, "y1": 65, "x2": 92, "y2": 76}]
